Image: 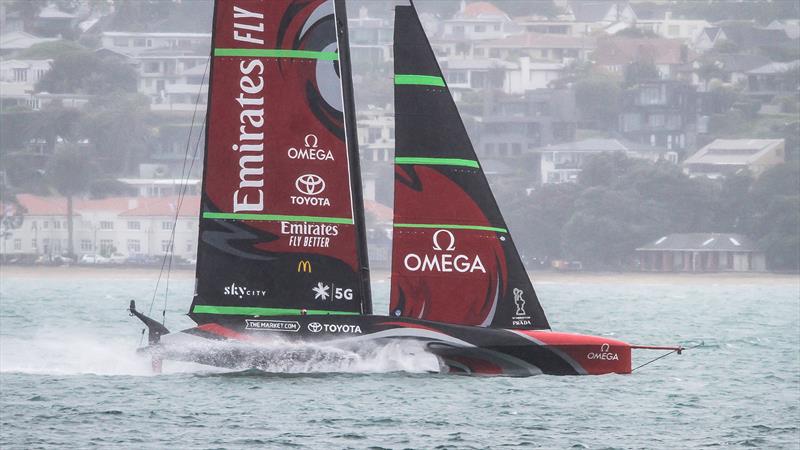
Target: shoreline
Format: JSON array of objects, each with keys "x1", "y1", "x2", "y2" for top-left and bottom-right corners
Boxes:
[{"x1": 1, "y1": 264, "x2": 797, "y2": 285}]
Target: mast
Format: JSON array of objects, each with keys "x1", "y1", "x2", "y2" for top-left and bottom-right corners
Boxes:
[
  {"x1": 389, "y1": 3, "x2": 549, "y2": 330},
  {"x1": 190, "y1": 0, "x2": 371, "y2": 322},
  {"x1": 334, "y1": 0, "x2": 372, "y2": 314}
]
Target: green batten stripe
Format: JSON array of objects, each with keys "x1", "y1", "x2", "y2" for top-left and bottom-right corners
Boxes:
[
  {"x1": 395, "y1": 223, "x2": 508, "y2": 233},
  {"x1": 394, "y1": 74, "x2": 446, "y2": 87},
  {"x1": 203, "y1": 212, "x2": 353, "y2": 225},
  {"x1": 395, "y1": 157, "x2": 479, "y2": 168},
  {"x1": 193, "y1": 305, "x2": 358, "y2": 316},
  {"x1": 214, "y1": 48, "x2": 339, "y2": 60}
]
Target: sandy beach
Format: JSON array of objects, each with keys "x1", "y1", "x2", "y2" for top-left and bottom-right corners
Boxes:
[{"x1": 1, "y1": 264, "x2": 797, "y2": 286}]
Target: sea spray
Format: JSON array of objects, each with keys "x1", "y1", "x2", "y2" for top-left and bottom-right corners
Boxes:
[{"x1": 0, "y1": 328, "x2": 439, "y2": 376}]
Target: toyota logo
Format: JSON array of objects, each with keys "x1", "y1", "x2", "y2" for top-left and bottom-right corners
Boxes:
[
  {"x1": 307, "y1": 322, "x2": 322, "y2": 333},
  {"x1": 295, "y1": 174, "x2": 326, "y2": 196}
]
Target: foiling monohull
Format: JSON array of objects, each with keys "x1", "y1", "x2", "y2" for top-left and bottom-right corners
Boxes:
[{"x1": 130, "y1": 0, "x2": 681, "y2": 376}]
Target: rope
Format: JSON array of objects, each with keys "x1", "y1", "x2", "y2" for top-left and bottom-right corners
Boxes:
[
  {"x1": 632, "y1": 341, "x2": 704, "y2": 372},
  {"x1": 140, "y1": 58, "x2": 209, "y2": 345}
]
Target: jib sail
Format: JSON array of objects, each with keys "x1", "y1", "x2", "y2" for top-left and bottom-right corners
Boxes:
[
  {"x1": 191, "y1": 0, "x2": 370, "y2": 323},
  {"x1": 389, "y1": 4, "x2": 549, "y2": 330}
]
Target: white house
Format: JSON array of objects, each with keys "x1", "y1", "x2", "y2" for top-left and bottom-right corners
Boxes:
[
  {"x1": 538, "y1": 138, "x2": 676, "y2": 184},
  {"x1": 0, "y1": 57, "x2": 51, "y2": 109},
  {"x1": 99, "y1": 32, "x2": 210, "y2": 108},
  {"x1": 473, "y1": 32, "x2": 595, "y2": 63},
  {"x1": 1, "y1": 194, "x2": 199, "y2": 260},
  {"x1": 636, "y1": 13, "x2": 710, "y2": 44},
  {"x1": 442, "y1": 1, "x2": 520, "y2": 42}
]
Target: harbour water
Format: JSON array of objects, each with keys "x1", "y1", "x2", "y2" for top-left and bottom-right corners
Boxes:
[{"x1": 1, "y1": 268, "x2": 798, "y2": 448}]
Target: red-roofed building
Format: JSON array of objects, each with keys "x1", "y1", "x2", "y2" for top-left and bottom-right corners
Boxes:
[{"x1": 2, "y1": 195, "x2": 200, "y2": 260}]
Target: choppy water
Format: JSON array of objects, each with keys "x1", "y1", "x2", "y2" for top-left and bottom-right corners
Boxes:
[{"x1": 1, "y1": 270, "x2": 798, "y2": 449}]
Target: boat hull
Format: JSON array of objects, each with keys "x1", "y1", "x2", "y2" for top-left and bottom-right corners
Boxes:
[{"x1": 140, "y1": 315, "x2": 631, "y2": 376}]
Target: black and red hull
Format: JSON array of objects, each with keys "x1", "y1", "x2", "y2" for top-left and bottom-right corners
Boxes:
[{"x1": 140, "y1": 315, "x2": 632, "y2": 376}]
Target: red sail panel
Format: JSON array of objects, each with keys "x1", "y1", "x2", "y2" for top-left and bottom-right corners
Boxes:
[
  {"x1": 392, "y1": 166, "x2": 508, "y2": 325},
  {"x1": 389, "y1": 5, "x2": 549, "y2": 330},
  {"x1": 191, "y1": 0, "x2": 368, "y2": 321}
]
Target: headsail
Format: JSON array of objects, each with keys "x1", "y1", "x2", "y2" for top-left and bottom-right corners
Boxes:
[
  {"x1": 191, "y1": 0, "x2": 370, "y2": 323},
  {"x1": 389, "y1": 4, "x2": 549, "y2": 330}
]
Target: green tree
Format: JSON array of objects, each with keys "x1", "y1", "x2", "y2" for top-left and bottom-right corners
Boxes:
[
  {"x1": 696, "y1": 61, "x2": 727, "y2": 88},
  {"x1": 14, "y1": 40, "x2": 85, "y2": 59},
  {"x1": 624, "y1": 61, "x2": 661, "y2": 86},
  {"x1": 578, "y1": 152, "x2": 644, "y2": 188},
  {"x1": 46, "y1": 148, "x2": 96, "y2": 258},
  {"x1": 620, "y1": 163, "x2": 719, "y2": 233},
  {"x1": 563, "y1": 154, "x2": 722, "y2": 268},
  {"x1": 744, "y1": 163, "x2": 800, "y2": 271},
  {"x1": 574, "y1": 73, "x2": 621, "y2": 130},
  {"x1": 79, "y1": 94, "x2": 153, "y2": 175},
  {"x1": 562, "y1": 187, "x2": 666, "y2": 268},
  {"x1": 705, "y1": 83, "x2": 742, "y2": 114},
  {"x1": 712, "y1": 172, "x2": 753, "y2": 232},
  {"x1": 6, "y1": 0, "x2": 47, "y2": 31},
  {"x1": 36, "y1": 50, "x2": 137, "y2": 95},
  {"x1": 508, "y1": 183, "x2": 581, "y2": 262}
]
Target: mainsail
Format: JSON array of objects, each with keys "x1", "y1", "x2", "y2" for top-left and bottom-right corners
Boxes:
[
  {"x1": 389, "y1": 4, "x2": 549, "y2": 330},
  {"x1": 191, "y1": 0, "x2": 371, "y2": 323}
]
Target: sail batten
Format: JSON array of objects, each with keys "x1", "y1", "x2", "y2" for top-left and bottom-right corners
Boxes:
[
  {"x1": 394, "y1": 223, "x2": 508, "y2": 233},
  {"x1": 390, "y1": 4, "x2": 549, "y2": 330},
  {"x1": 395, "y1": 157, "x2": 479, "y2": 168},
  {"x1": 213, "y1": 48, "x2": 339, "y2": 59},
  {"x1": 191, "y1": 305, "x2": 359, "y2": 316},
  {"x1": 202, "y1": 212, "x2": 354, "y2": 225},
  {"x1": 394, "y1": 74, "x2": 446, "y2": 86}
]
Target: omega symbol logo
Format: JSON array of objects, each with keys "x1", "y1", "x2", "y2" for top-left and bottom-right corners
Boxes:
[
  {"x1": 432, "y1": 229, "x2": 456, "y2": 251},
  {"x1": 307, "y1": 322, "x2": 322, "y2": 333},
  {"x1": 305, "y1": 134, "x2": 318, "y2": 148},
  {"x1": 601, "y1": 343, "x2": 610, "y2": 353},
  {"x1": 295, "y1": 174, "x2": 326, "y2": 196}
]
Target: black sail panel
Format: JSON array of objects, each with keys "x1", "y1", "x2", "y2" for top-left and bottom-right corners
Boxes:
[
  {"x1": 389, "y1": 4, "x2": 549, "y2": 330},
  {"x1": 190, "y1": 0, "x2": 370, "y2": 324}
]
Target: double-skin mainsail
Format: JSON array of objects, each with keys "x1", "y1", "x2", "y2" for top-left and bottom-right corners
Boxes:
[
  {"x1": 191, "y1": 0, "x2": 371, "y2": 325},
  {"x1": 389, "y1": 4, "x2": 549, "y2": 330}
]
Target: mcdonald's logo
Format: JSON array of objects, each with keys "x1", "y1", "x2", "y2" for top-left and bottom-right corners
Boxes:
[{"x1": 297, "y1": 260, "x2": 312, "y2": 273}]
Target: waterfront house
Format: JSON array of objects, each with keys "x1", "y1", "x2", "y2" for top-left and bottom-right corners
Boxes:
[{"x1": 636, "y1": 233, "x2": 766, "y2": 272}]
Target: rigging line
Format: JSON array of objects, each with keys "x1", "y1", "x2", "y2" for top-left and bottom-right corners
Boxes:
[
  {"x1": 631, "y1": 349, "x2": 678, "y2": 372},
  {"x1": 164, "y1": 118, "x2": 207, "y2": 325},
  {"x1": 161, "y1": 57, "x2": 211, "y2": 327},
  {"x1": 144, "y1": 56, "x2": 210, "y2": 324},
  {"x1": 632, "y1": 341, "x2": 703, "y2": 372}
]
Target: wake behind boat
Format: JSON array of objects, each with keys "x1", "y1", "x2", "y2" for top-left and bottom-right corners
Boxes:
[{"x1": 130, "y1": 0, "x2": 682, "y2": 376}]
